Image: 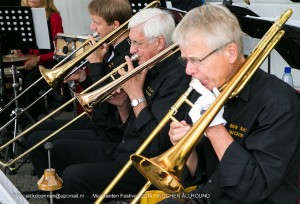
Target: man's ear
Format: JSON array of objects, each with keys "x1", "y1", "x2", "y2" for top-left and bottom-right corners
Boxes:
[
  {"x1": 225, "y1": 43, "x2": 238, "y2": 64},
  {"x1": 112, "y1": 21, "x2": 120, "y2": 29},
  {"x1": 157, "y1": 36, "x2": 166, "y2": 51}
]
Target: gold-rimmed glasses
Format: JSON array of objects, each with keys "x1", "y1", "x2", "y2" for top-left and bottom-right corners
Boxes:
[{"x1": 127, "y1": 37, "x2": 158, "y2": 49}]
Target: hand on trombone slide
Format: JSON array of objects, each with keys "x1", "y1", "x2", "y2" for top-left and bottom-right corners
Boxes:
[
  {"x1": 118, "y1": 55, "x2": 147, "y2": 99},
  {"x1": 189, "y1": 79, "x2": 226, "y2": 127},
  {"x1": 169, "y1": 120, "x2": 191, "y2": 145},
  {"x1": 86, "y1": 35, "x2": 110, "y2": 63},
  {"x1": 63, "y1": 69, "x2": 87, "y2": 83},
  {"x1": 169, "y1": 120, "x2": 198, "y2": 177},
  {"x1": 106, "y1": 88, "x2": 129, "y2": 108}
]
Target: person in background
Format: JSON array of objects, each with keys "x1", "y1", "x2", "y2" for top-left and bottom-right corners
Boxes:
[
  {"x1": 19, "y1": 0, "x2": 64, "y2": 128},
  {"x1": 20, "y1": 0, "x2": 62, "y2": 69},
  {"x1": 160, "y1": 4, "x2": 300, "y2": 204},
  {"x1": 48, "y1": 7, "x2": 190, "y2": 203},
  {"x1": 25, "y1": 0, "x2": 132, "y2": 177}
]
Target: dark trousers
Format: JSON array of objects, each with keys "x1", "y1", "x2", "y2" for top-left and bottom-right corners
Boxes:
[
  {"x1": 21, "y1": 68, "x2": 47, "y2": 128},
  {"x1": 51, "y1": 139, "x2": 148, "y2": 204},
  {"x1": 21, "y1": 67, "x2": 71, "y2": 129},
  {"x1": 25, "y1": 117, "x2": 101, "y2": 178}
]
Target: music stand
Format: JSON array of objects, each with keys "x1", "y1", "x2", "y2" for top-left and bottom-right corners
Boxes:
[
  {"x1": 129, "y1": 0, "x2": 166, "y2": 14},
  {"x1": 0, "y1": 6, "x2": 38, "y2": 175}
]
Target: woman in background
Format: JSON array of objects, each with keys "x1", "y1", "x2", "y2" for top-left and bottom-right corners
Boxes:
[{"x1": 20, "y1": 0, "x2": 64, "y2": 128}]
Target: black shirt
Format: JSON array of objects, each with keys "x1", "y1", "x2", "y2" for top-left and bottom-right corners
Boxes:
[
  {"x1": 78, "y1": 38, "x2": 131, "y2": 142},
  {"x1": 180, "y1": 69, "x2": 300, "y2": 204},
  {"x1": 116, "y1": 50, "x2": 191, "y2": 158}
]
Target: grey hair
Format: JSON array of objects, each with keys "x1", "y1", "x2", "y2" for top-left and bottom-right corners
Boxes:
[
  {"x1": 128, "y1": 8, "x2": 175, "y2": 46},
  {"x1": 173, "y1": 4, "x2": 243, "y2": 55}
]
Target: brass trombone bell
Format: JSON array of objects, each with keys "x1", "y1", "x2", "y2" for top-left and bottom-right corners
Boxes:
[
  {"x1": 0, "y1": 33, "x2": 97, "y2": 116},
  {"x1": 39, "y1": 0, "x2": 161, "y2": 94},
  {"x1": 94, "y1": 81, "x2": 195, "y2": 204},
  {"x1": 131, "y1": 154, "x2": 185, "y2": 194},
  {"x1": 39, "y1": 23, "x2": 128, "y2": 95},
  {"x1": 0, "y1": 0, "x2": 162, "y2": 169},
  {"x1": 73, "y1": 54, "x2": 139, "y2": 118},
  {"x1": 74, "y1": 43, "x2": 179, "y2": 119}
]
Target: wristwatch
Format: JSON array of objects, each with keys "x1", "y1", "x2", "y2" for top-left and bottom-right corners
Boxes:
[{"x1": 130, "y1": 98, "x2": 146, "y2": 107}]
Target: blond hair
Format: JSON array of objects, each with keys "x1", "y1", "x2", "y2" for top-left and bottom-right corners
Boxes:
[
  {"x1": 88, "y1": 0, "x2": 132, "y2": 25},
  {"x1": 21, "y1": 0, "x2": 60, "y2": 19},
  {"x1": 173, "y1": 4, "x2": 243, "y2": 55}
]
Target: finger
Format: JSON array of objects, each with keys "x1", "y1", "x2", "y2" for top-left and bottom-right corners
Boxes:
[
  {"x1": 169, "y1": 127, "x2": 189, "y2": 143},
  {"x1": 180, "y1": 120, "x2": 188, "y2": 126},
  {"x1": 89, "y1": 35, "x2": 97, "y2": 45},
  {"x1": 110, "y1": 90, "x2": 117, "y2": 95},
  {"x1": 102, "y1": 43, "x2": 109, "y2": 51},
  {"x1": 170, "y1": 121, "x2": 181, "y2": 129},
  {"x1": 125, "y1": 55, "x2": 134, "y2": 71},
  {"x1": 115, "y1": 88, "x2": 122, "y2": 94},
  {"x1": 140, "y1": 69, "x2": 148, "y2": 78}
]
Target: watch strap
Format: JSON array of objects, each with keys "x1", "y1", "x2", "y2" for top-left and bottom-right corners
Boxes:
[{"x1": 131, "y1": 98, "x2": 146, "y2": 107}]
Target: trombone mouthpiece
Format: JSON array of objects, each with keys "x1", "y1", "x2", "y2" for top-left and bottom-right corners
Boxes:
[
  {"x1": 131, "y1": 53, "x2": 139, "y2": 62},
  {"x1": 92, "y1": 32, "x2": 99, "y2": 38},
  {"x1": 92, "y1": 32, "x2": 100, "y2": 41}
]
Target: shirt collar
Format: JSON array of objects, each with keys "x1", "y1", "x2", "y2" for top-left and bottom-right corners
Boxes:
[
  {"x1": 114, "y1": 38, "x2": 131, "y2": 57},
  {"x1": 230, "y1": 70, "x2": 258, "y2": 102}
]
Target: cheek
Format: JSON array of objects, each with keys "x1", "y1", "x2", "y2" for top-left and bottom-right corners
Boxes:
[
  {"x1": 99, "y1": 27, "x2": 110, "y2": 37},
  {"x1": 138, "y1": 50, "x2": 151, "y2": 64},
  {"x1": 90, "y1": 23, "x2": 96, "y2": 30}
]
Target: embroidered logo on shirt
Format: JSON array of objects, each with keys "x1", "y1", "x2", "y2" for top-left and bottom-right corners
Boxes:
[
  {"x1": 228, "y1": 123, "x2": 248, "y2": 138},
  {"x1": 108, "y1": 62, "x2": 114, "y2": 68},
  {"x1": 146, "y1": 86, "x2": 154, "y2": 96}
]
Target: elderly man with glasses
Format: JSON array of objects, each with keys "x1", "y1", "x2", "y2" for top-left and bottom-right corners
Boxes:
[
  {"x1": 160, "y1": 4, "x2": 300, "y2": 204},
  {"x1": 48, "y1": 7, "x2": 190, "y2": 204}
]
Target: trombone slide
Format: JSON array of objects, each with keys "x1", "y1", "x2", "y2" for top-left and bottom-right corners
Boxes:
[{"x1": 129, "y1": 9, "x2": 292, "y2": 199}]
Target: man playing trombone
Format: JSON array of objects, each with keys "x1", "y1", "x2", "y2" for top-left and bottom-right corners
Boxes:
[
  {"x1": 160, "y1": 4, "x2": 300, "y2": 204},
  {"x1": 26, "y1": 0, "x2": 132, "y2": 178},
  {"x1": 29, "y1": 7, "x2": 190, "y2": 204}
]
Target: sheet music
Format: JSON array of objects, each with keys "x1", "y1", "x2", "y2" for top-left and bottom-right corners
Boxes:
[{"x1": 31, "y1": 8, "x2": 51, "y2": 49}]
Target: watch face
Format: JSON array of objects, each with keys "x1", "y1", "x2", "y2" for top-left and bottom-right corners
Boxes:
[{"x1": 131, "y1": 99, "x2": 138, "y2": 107}]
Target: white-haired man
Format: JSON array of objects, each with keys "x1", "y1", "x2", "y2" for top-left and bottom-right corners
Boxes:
[{"x1": 50, "y1": 8, "x2": 190, "y2": 203}]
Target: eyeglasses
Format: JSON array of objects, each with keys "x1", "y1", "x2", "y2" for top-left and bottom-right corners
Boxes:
[
  {"x1": 178, "y1": 42, "x2": 232, "y2": 66},
  {"x1": 127, "y1": 38, "x2": 155, "y2": 48}
]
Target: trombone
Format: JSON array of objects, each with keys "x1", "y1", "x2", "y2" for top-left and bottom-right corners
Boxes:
[
  {"x1": 0, "y1": 30, "x2": 122, "y2": 132},
  {"x1": 0, "y1": 43, "x2": 179, "y2": 168},
  {"x1": 127, "y1": 9, "x2": 292, "y2": 203},
  {"x1": 39, "y1": 0, "x2": 159, "y2": 94},
  {"x1": 0, "y1": 32, "x2": 97, "y2": 116},
  {"x1": 0, "y1": 0, "x2": 161, "y2": 131},
  {"x1": 94, "y1": 78, "x2": 195, "y2": 204}
]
